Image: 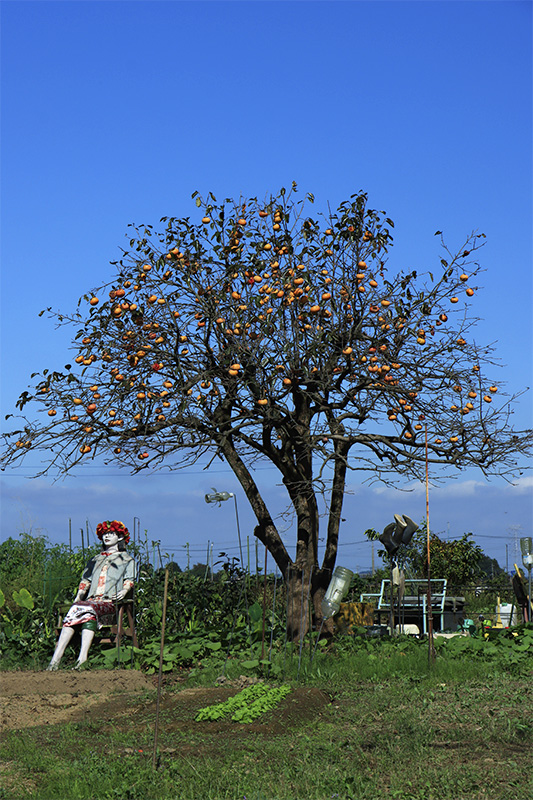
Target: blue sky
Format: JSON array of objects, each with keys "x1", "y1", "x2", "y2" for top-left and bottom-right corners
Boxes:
[{"x1": 1, "y1": 0, "x2": 532, "y2": 574}]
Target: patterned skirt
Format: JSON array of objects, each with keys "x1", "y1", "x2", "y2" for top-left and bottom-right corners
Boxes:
[{"x1": 62, "y1": 599, "x2": 117, "y2": 629}]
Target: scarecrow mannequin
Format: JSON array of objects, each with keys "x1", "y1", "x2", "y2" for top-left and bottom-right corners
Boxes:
[{"x1": 47, "y1": 520, "x2": 135, "y2": 670}]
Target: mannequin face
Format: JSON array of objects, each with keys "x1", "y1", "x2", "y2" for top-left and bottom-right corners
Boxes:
[{"x1": 102, "y1": 531, "x2": 122, "y2": 550}]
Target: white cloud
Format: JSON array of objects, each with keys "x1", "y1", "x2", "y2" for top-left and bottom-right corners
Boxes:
[{"x1": 510, "y1": 475, "x2": 533, "y2": 494}]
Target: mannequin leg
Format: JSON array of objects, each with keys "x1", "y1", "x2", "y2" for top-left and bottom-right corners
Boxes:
[
  {"x1": 75, "y1": 627, "x2": 96, "y2": 667},
  {"x1": 47, "y1": 626, "x2": 76, "y2": 670}
]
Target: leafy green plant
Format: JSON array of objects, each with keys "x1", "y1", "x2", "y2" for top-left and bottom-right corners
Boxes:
[
  {"x1": 195, "y1": 682, "x2": 292, "y2": 723},
  {"x1": 434, "y1": 622, "x2": 533, "y2": 673},
  {"x1": 0, "y1": 587, "x2": 56, "y2": 667},
  {"x1": 231, "y1": 685, "x2": 292, "y2": 723}
]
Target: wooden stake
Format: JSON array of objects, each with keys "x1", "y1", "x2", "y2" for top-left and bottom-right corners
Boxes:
[
  {"x1": 152, "y1": 568, "x2": 169, "y2": 769},
  {"x1": 261, "y1": 545, "x2": 268, "y2": 660}
]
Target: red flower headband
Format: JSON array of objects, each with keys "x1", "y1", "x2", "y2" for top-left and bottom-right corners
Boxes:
[{"x1": 96, "y1": 520, "x2": 130, "y2": 545}]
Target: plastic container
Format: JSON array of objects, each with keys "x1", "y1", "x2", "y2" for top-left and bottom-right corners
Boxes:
[
  {"x1": 321, "y1": 566, "x2": 354, "y2": 619},
  {"x1": 499, "y1": 603, "x2": 514, "y2": 627}
]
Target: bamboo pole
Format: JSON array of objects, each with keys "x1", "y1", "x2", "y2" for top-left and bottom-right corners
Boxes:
[
  {"x1": 425, "y1": 426, "x2": 436, "y2": 665},
  {"x1": 152, "y1": 568, "x2": 169, "y2": 769}
]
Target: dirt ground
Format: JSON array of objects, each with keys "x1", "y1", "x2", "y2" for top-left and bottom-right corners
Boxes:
[
  {"x1": 1, "y1": 670, "x2": 155, "y2": 732},
  {"x1": 0, "y1": 670, "x2": 331, "y2": 735}
]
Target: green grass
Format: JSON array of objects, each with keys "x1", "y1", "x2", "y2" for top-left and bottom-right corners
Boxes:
[{"x1": 1, "y1": 643, "x2": 532, "y2": 800}]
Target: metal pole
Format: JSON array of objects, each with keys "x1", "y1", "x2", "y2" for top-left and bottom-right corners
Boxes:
[
  {"x1": 133, "y1": 516, "x2": 139, "y2": 549},
  {"x1": 233, "y1": 495, "x2": 244, "y2": 569},
  {"x1": 230, "y1": 495, "x2": 251, "y2": 643},
  {"x1": 527, "y1": 567, "x2": 533, "y2": 622},
  {"x1": 204, "y1": 540, "x2": 210, "y2": 582},
  {"x1": 152, "y1": 568, "x2": 169, "y2": 770}
]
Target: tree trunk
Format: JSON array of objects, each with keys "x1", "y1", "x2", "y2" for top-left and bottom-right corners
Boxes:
[{"x1": 284, "y1": 562, "x2": 334, "y2": 641}]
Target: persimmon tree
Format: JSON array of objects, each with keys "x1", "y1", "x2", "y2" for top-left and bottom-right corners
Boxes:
[{"x1": 2, "y1": 185, "x2": 531, "y2": 639}]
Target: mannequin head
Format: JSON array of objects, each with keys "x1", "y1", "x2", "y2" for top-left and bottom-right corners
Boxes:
[
  {"x1": 96, "y1": 520, "x2": 130, "y2": 552},
  {"x1": 101, "y1": 531, "x2": 122, "y2": 551}
]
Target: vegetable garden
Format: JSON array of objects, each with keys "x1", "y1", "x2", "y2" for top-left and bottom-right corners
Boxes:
[{"x1": 1, "y1": 532, "x2": 532, "y2": 800}]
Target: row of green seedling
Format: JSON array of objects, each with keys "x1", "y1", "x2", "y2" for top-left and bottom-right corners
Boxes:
[{"x1": 195, "y1": 682, "x2": 292, "y2": 723}]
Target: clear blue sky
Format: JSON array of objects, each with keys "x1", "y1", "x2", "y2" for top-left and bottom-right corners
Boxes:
[{"x1": 1, "y1": 1, "x2": 531, "y2": 573}]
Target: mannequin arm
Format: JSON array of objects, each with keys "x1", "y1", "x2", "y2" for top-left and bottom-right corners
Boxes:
[
  {"x1": 74, "y1": 580, "x2": 90, "y2": 603},
  {"x1": 109, "y1": 579, "x2": 134, "y2": 602}
]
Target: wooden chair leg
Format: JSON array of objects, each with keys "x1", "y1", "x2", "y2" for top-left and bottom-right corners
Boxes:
[
  {"x1": 112, "y1": 604, "x2": 138, "y2": 648},
  {"x1": 126, "y1": 604, "x2": 138, "y2": 648}
]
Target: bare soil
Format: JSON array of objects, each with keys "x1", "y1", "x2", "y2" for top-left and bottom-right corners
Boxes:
[
  {"x1": 0, "y1": 670, "x2": 331, "y2": 736},
  {"x1": 1, "y1": 670, "x2": 154, "y2": 732}
]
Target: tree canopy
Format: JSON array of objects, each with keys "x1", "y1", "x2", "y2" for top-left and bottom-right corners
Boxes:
[{"x1": 3, "y1": 185, "x2": 531, "y2": 636}]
